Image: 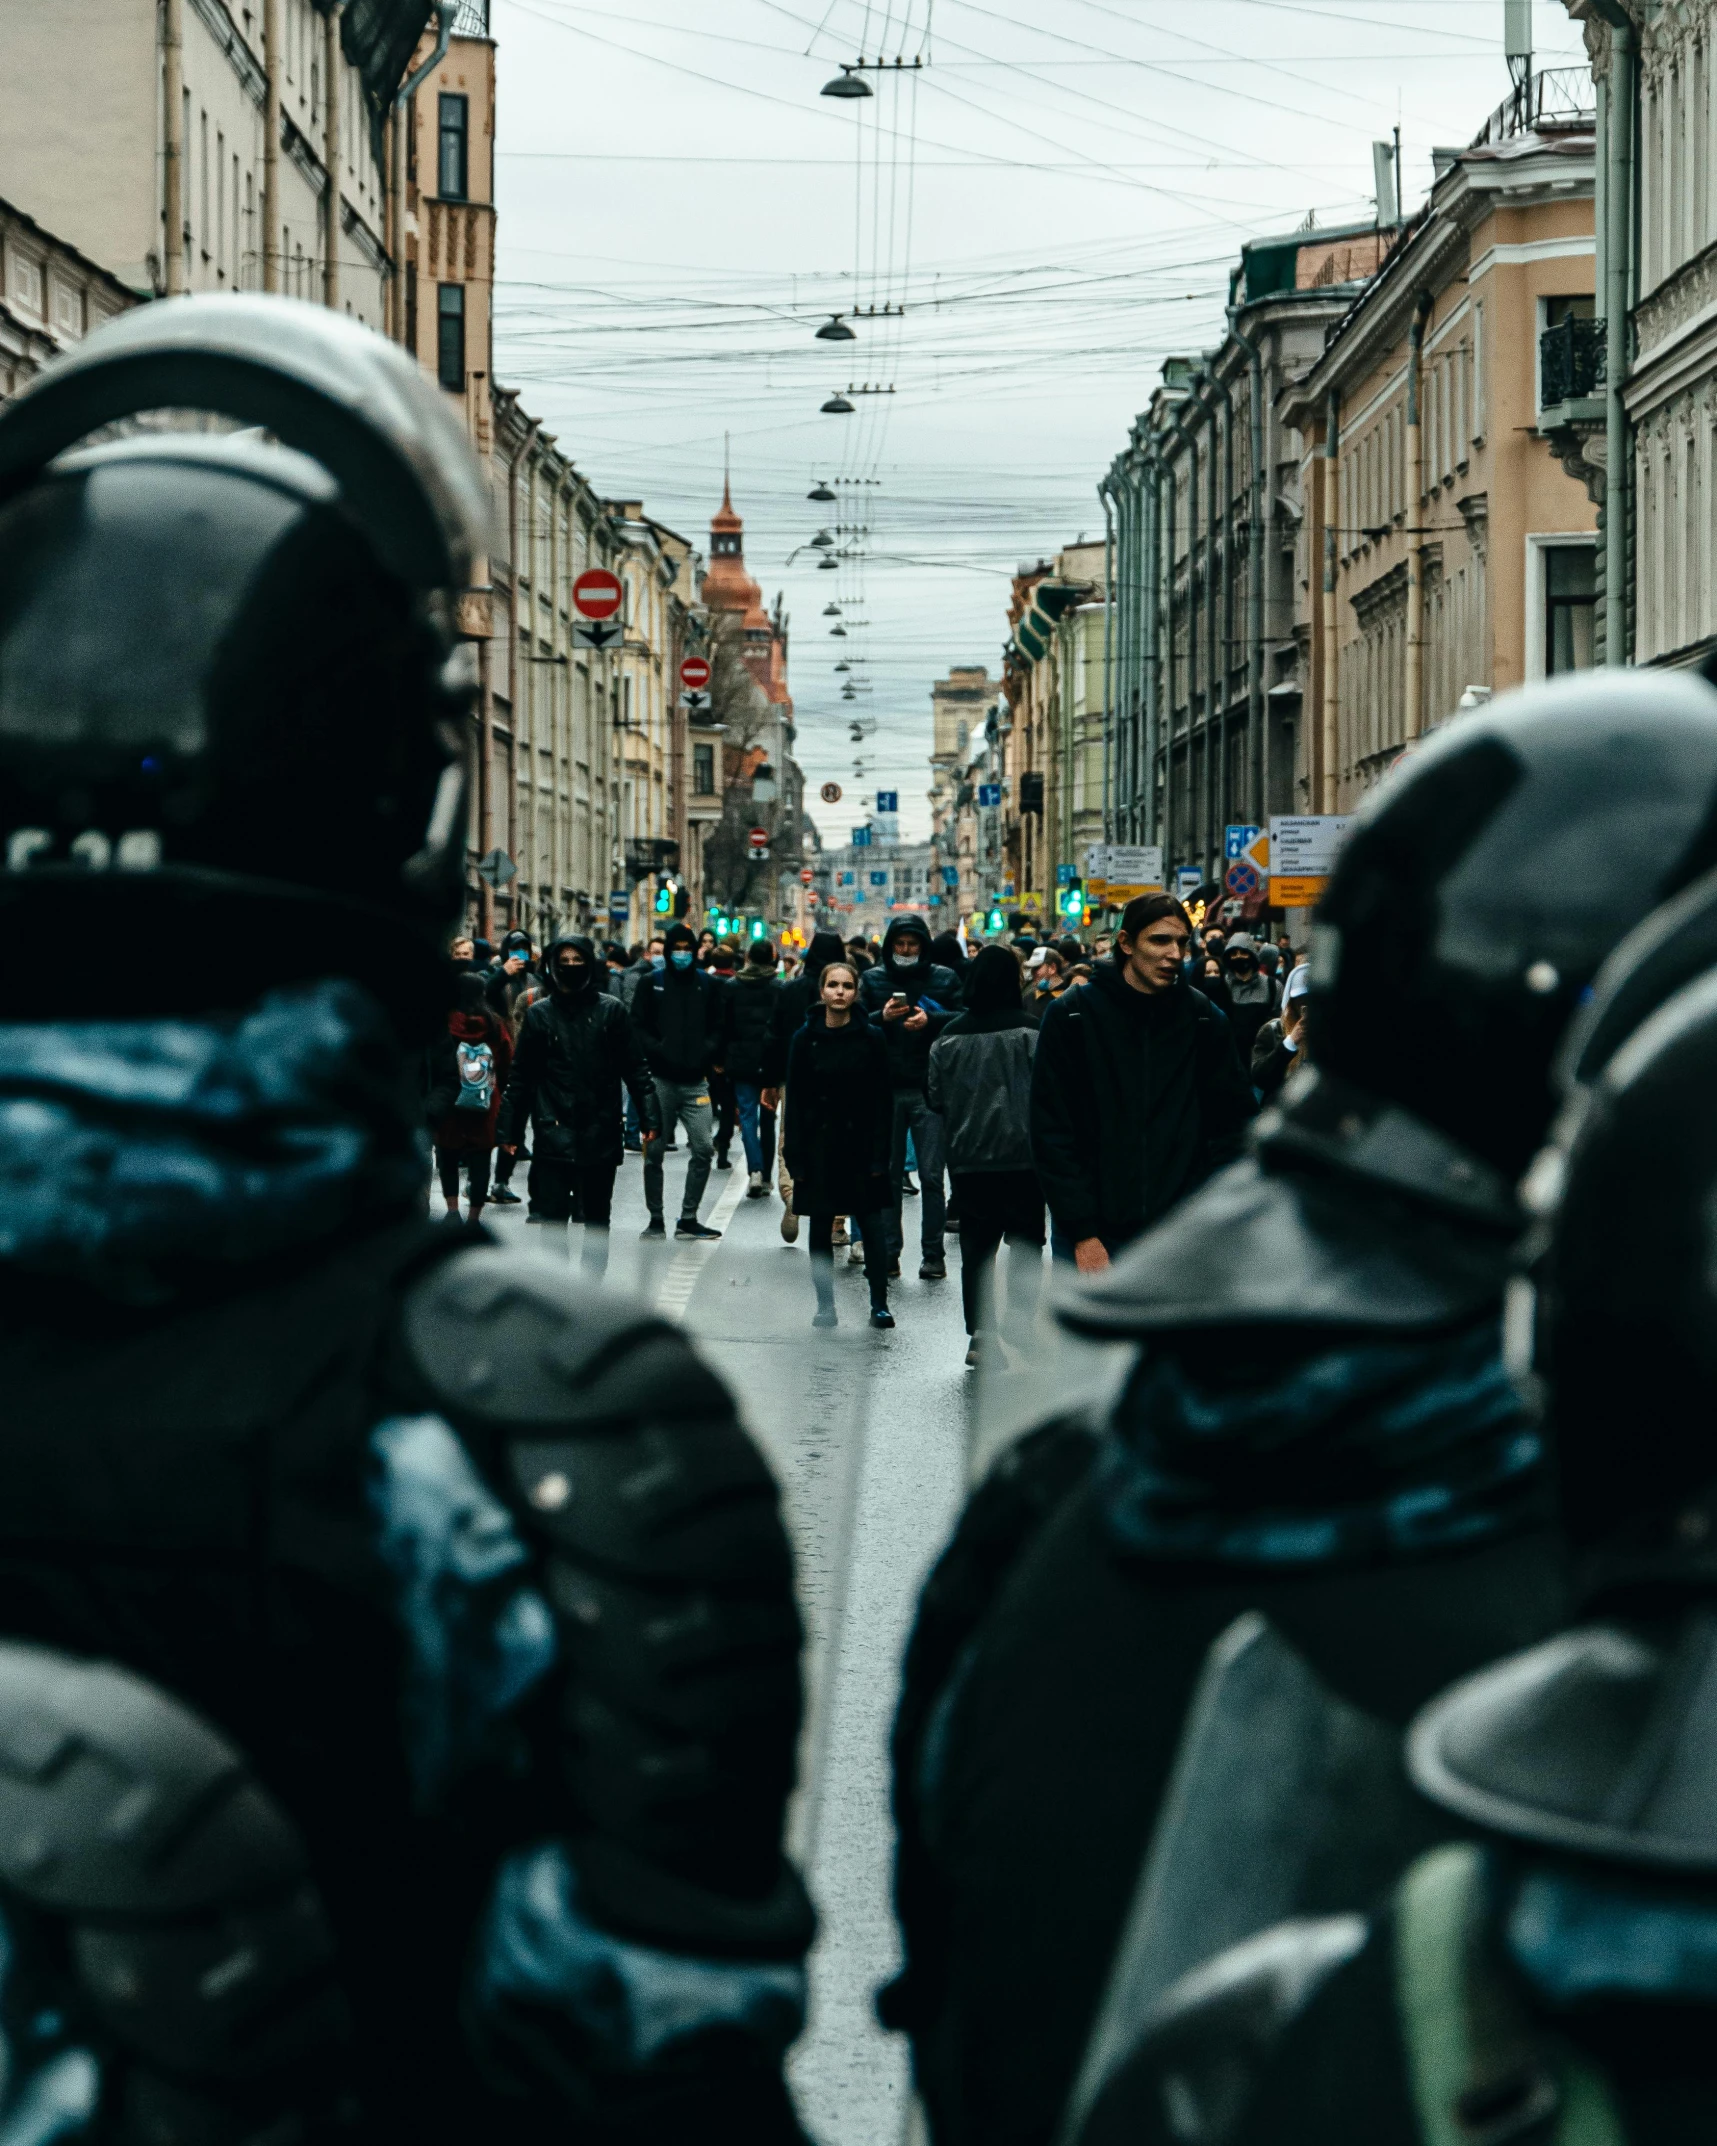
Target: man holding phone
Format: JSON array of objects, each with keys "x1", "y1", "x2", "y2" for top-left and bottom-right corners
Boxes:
[{"x1": 858, "y1": 915, "x2": 962, "y2": 1280}]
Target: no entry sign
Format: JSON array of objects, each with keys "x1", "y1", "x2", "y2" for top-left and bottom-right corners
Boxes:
[
  {"x1": 572, "y1": 568, "x2": 623, "y2": 620},
  {"x1": 680, "y1": 655, "x2": 711, "y2": 690}
]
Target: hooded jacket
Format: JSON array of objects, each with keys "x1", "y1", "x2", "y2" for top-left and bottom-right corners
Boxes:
[
  {"x1": 632, "y1": 928, "x2": 725, "y2": 1084},
  {"x1": 482, "y1": 928, "x2": 539, "y2": 1023},
  {"x1": 723, "y1": 963, "x2": 782, "y2": 1085},
  {"x1": 857, "y1": 914, "x2": 961, "y2": 1093},
  {"x1": 1029, "y1": 962, "x2": 1255, "y2": 1247},
  {"x1": 927, "y1": 952, "x2": 1037, "y2": 1173},
  {"x1": 496, "y1": 935, "x2": 660, "y2": 1164},
  {"x1": 765, "y1": 930, "x2": 847, "y2": 1086}
]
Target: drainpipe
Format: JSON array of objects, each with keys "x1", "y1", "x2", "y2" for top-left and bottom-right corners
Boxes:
[
  {"x1": 262, "y1": 0, "x2": 281, "y2": 291},
  {"x1": 1604, "y1": 14, "x2": 1634, "y2": 664},
  {"x1": 391, "y1": 1, "x2": 458, "y2": 341},
  {"x1": 1216, "y1": 374, "x2": 1234, "y2": 845},
  {"x1": 1404, "y1": 291, "x2": 1432, "y2": 736},
  {"x1": 1162, "y1": 428, "x2": 1180, "y2": 868},
  {"x1": 1228, "y1": 308, "x2": 1267, "y2": 826},
  {"x1": 1099, "y1": 477, "x2": 1115, "y2": 844},
  {"x1": 1141, "y1": 450, "x2": 1160, "y2": 847},
  {"x1": 1186, "y1": 419, "x2": 1201, "y2": 877},
  {"x1": 161, "y1": 0, "x2": 187, "y2": 294},
  {"x1": 323, "y1": 2, "x2": 344, "y2": 309},
  {"x1": 1321, "y1": 388, "x2": 1342, "y2": 814}
]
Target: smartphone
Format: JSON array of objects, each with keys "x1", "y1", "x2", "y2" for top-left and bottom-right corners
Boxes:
[{"x1": 889, "y1": 991, "x2": 908, "y2": 1006}]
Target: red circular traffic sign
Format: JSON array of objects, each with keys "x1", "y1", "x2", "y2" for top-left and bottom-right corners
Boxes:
[
  {"x1": 748, "y1": 826, "x2": 769, "y2": 850},
  {"x1": 820, "y1": 781, "x2": 843, "y2": 804},
  {"x1": 800, "y1": 867, "x2": 814, "y2": 885},
  {"x1": 572, "y1": 568, "x2": 623, "y2": 620},
  {"x1": 680, "y1": 656, "x2": 711, "y2": 690}
]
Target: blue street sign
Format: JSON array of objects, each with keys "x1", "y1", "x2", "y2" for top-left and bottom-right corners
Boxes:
[
  {"x1": 1056, "y1": 864, "x2": 1074, "y2": 885},
  {"x1": 870, "y1": 871, "x2": 888, "y2": 887},
  {"x1": 977, "y1": 783, "x2": 1002, "y2": 808},
  {"x1": 852, "y1": 826, "x2": 872, "y2": 848},
  {"x1": 941, "y1": 866, "x2": 959, "y2": 888},
  {"x1": 840, "y1": 871, "x2": 855, "y2": 885},
  {"x1": 1224, "y1": 824, "x2": 1260, "y2": 861},
  {"x1": 876, "y1": 789, "x2": 898, "y2": 813},
  {"x1": 1175, "y1": 866, "x2": 1203, "y2": 896}
]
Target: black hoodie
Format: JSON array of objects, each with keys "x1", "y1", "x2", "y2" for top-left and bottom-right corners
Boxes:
[
  {"x1": 765, "y1": 930, "x2": 847, "y2": 1086},
  {"x1": 496, "y1": 935, "x2": 660, "y2": 1163},
  {"x1": 857, "y1": 913, "x2": 962, "y2": 1093},
  {"x1": 632, "y1": 926, "x2": 725, "y2": 1084}
]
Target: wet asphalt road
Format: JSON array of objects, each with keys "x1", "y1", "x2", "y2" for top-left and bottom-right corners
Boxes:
[{"x1": 476, "y1": 1138, "x2": 1130, "y2": 2146}]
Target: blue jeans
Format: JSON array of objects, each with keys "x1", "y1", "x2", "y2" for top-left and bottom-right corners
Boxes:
[{"x1": 736, "y1": 1081, "x2": 765, "y2": 1174}]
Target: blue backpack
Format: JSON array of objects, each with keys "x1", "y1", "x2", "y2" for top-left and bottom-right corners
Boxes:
[{"x1": 454, "y1": 1039, "x2": 495, "y2": 1112}]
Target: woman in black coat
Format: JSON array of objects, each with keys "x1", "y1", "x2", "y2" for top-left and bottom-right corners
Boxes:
[{"x1": 782, "y1": 963, "x2": 895, "y2": 1329}]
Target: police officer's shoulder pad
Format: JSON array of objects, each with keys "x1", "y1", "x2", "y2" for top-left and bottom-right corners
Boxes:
[
  {"x1": 1073, "y1": 1916, "x2": 1369, "y2": 2146},
  {"x1": 402, "y1": 1245, "x2": 732, "y2": 1429}
]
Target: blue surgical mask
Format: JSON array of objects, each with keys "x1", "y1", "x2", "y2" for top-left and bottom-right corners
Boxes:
[{"x1": 669, "y1": 949, "x2": 695, "y2": 970}]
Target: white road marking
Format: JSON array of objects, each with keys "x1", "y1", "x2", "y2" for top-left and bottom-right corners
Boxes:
[{"x1": 653, "y1": 1164, "x2": 750, "y2": 1320}]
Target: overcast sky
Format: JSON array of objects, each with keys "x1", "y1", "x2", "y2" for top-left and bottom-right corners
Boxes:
[{"x1": 489, "y1": 0, "x2": 1589, "y2": 844}]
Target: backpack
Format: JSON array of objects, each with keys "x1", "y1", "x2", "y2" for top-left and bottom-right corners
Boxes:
[{"x1": 454, "y1": 1038, "x2": 496, "y2": 1113}]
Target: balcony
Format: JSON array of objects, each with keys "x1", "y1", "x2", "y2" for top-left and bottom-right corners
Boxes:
[
  {"x1": 1470, "y1": 65, "x2": 1594, "y2": 148},
  {"x1": 1540, "y1": 314, "x2": 1605, "y2": 410},
  {"x1": 452, "y1": 0, "x2": 490, "y2": 33}
]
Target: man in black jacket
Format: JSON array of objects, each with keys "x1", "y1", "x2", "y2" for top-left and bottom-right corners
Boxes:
[
  {"x1": 498, "y1": 934, "x2": 660, "y2": 1272},
  {"x1": 633, "y1": 920, "x2": 726, "y2": 1240},
  {"x1": 1030, "y1": 894, "x2": 1255, "y2": 1271},
  {"x1": 858, "y1": 914, "x2": 962, "y2": 1280}
]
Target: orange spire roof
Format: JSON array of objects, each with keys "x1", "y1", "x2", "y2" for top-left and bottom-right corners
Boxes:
[{"x1": 712, "y1": 478, "x2": 741, "y2": 534}]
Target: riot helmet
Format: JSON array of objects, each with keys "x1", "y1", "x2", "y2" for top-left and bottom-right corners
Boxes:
[
  {"x1": 1518, "y1": 967, "x2": 1717, "y2": 1592},
  {"x1": 0, "y1": 295, "x2": 490, "y2": 1030},
  {"x1": 1310, "y1": 669, "x2": 1717, "y2": 1177}
]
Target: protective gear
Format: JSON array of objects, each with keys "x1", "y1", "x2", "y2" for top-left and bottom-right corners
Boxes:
[
  {"x1": 0, "y1": 297, "x2": 811, "y2": 2141},
  {"x1": 0, "y1": 296, "x2": 484, "y2": 1033},
  {"x1": 670, "y1": 949, "x2": 695, "y2": 970},
  {"x1": 1310, "y1": 666, "x2": 1717, "y2": 1178},
  {"x1": 1062, "y1": 1613, "x2": 1432, "y2": 2141}
]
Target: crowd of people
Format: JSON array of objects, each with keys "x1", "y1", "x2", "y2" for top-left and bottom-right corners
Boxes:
[
  {"x1": 433, "y1": 903, "x2": 1299, "y2": 1354},
  {"x1": 14, "y1": 294, "x2": 1717, "y2": 2146}
]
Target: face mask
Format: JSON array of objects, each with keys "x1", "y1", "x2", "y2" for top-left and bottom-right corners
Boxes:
[
  {"x1": 893, "y1": 952, "x2": 921, "y2": 970},
  {"x1": 557, "y1": 964, "x2": 589, "y2": 991},
  {"x1": 670, "y1": 950, "x2": 695, "y2": 970},
  {"x1": 651, "y1": 954, "x2": 665, "y2": 970},
  {"x1": 1035, "y1": 974, "x2": 1055, "y2": 993}
]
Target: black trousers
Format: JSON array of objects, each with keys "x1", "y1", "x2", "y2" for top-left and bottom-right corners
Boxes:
[
  {"x1": 435, "y1": 1148, "x2": 492, "y2": 1204},
  {"x1": 807, "y1": 1210, "x2": 890, "y2": 1301},
  {"x1": 528, "y1": 1158, "x2": 618, "y2": 1225},
  {"x1": 711, "y1": 1071, "x2": 738, "y2": 1159},
  {"x1": 951, "y1": 1169, "x2": 1045, "y2": 1338}
]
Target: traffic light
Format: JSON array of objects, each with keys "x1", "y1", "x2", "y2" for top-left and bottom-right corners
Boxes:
[
  {"x1": 1060, "y1": 879, "x2": 1084, "y2": 922},
  {"x1": 654, "y1": 884, "x2": 672, "y2": 915},
  {"x1": 986, "y1": 906, "x2": 1005, "y2": 934},
  {"x1": 749, "y1": 917, "x2": 767, "y2": 940}
]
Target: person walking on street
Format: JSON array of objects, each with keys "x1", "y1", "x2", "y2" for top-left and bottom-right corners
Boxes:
[
  {"x1": 425, "y1": 972, "x2": 512, "y2": 1224},
  {"x1": 1251, "y1": 961, "x2": 1311, "y2": 1100},
  {"x1": 859, "y1": 914, "x2": 961, "y2": 1281},
  {"x1": 497, "y1": 935, "x2": 659, "y2": 1274},
  {"x1": 764, "y1": 927, "x2": 847, "y2": 1244},
  {"x1": 1022, "y1": 946, "x2": 1067, "y2": 1027},
  {"x1": 1030, "y1": 893, "x2": 1254, "y2": 1270},
  {"x1": 783, "y1": 964, "x2": 895, "y2": 1329},
  {"x1": 633, "y1": 920, "x2": 726, "y2": 1239},
  {"x1": 482, "y1": 926, "x2": 537, "y2": 1023},
  {"x1": 727, "y1": 938, "x2": 784, "y2": 1197},
  {"x1": 1220, "y1": 931, "x2": 1279, "y2": 1065},
  {"x1": 926, "y1": 945, "x2": 1044, "y2": 1367}
]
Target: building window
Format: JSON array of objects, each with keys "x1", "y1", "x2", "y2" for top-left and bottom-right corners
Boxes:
[
  {"x1": 438, "y1": 93, "x2": 469, "y2": 201},
  {"x1": 437, "y1": 283, "x2": 465, "y2": 391},
  {"x1": 1545, "y1": 545, "x2": 1595, "y2": 673},
  {"x1": 693, "y1": 743, "x2": 716, "y2": 795}
]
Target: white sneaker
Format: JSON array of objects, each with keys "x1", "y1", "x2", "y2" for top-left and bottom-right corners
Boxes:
[
  {"x1": 847, "y1": 1243, "x2": 865, "y2": 1266},
  {"x1": 747, "y1": 1171, "x2": 766, "y2": 1198}
]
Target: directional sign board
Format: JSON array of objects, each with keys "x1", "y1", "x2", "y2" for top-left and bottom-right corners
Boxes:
[
  {"x1": 572, "y1": 568, "x2": 623, "y2": 620},
  {"x1": 852, "y1": 826, "x2": 872, "y2": 848},
  {"x1": 1225, "y1": 823, "x2": 1261, "y2": 862},
  {"x1": 680, "y1": 690, "x2": 710, "y2": 712},
  {"x1": 476, "y1": 847, "x2": 516, "y2": 888},
  {"x1": 820, "y1": 781, "x2": 843, "y2": 804},
  {"x1": 870, "y1": 871, "x2": 888, "y2": 887},
  {"x1": 1105, "y1": 845, "x2": 1166, "y2": 900},
  {"x1": 1268, "y1": 815, "x2": 1351, "y2": 907},
  {"x1": 574, "y1": 619, "x2": 623, "y2": 651},
  {"x1": 876, "y1": 790, "x2": 898, "y2": 813},
  {"x1": 679, "y1": 655, "x2": 711, "y2": 690},
  {"x1": 977, "y1": 783, "x2": 1002, "y2": 808}
]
